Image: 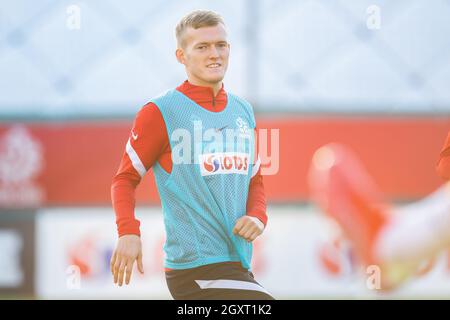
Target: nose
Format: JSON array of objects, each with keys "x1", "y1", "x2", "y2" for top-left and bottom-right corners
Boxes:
[{"x1": 209, "y1": 45, "x2": 220, "y2": 59}]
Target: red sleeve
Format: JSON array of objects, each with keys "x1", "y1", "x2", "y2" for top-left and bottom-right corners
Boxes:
[
  {"x1": 111, "y1": 103, "x2": 169, "y2": 237},
  {"x1": 246, "y1": 167, "x2": 267, "y2": 226},
  {"x1": 246, "y1": 128, "x2": 268, "y2": 226},
  {"x1": 437, "y1": 132, "x2": 450, "y2": 180}
]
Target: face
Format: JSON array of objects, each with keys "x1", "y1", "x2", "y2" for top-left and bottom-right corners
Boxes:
[{"x1": 176, "y1": 24, "x2": 230, "y2": 87}]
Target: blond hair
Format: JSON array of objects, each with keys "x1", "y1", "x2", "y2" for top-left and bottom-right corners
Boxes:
[{"x1": 175, "y1": 10, "x2": 225, "y2": 48}]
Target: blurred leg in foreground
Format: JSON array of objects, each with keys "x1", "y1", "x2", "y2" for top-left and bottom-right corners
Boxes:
[{"x1": 308, "y1": 143, "x2": 450, "y2": 290}]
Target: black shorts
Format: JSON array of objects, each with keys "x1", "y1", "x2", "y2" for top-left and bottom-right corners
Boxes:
[{"x1": 165, "y1": 261, "x2": 275, "y2": 300}]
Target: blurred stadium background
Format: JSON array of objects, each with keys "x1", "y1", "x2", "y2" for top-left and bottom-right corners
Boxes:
[{"x1": 1, "y1": 0, "x2": 449, "y2": 299}]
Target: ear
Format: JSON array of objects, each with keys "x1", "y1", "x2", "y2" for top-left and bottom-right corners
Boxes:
[{"x1": 175, "y1": 48, "x2": 185, "y2": 65}]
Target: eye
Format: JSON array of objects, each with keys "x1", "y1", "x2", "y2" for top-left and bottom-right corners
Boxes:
[{"x1": 197, "y1": 45, "x2": 207, "y2": 50}]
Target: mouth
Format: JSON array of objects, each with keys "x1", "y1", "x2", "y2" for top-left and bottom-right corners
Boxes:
[{"x1": 206, "y1": 63, "x2": 222, "y2": 69}]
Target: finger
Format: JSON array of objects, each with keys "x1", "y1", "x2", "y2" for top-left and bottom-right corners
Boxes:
[
  {"x1": 238, "y1": 221, "x2": 252, "y2": 237},
  {"x1": 110, "y1": 251, "x2": 117, "y2": 275},
  {"x1": 117, "y1": 259, "x2": 127, "y2": 286},
  {"x1": 125, "y1": 258, "x2": 135, "y2": 285},
  {"x1": 113, "y1": 256, "x2": 123, "y2": 284},
  {"x1": 249, "y1": 230, "x2": 261, "y2": 242},
  {"x1": 243, "y1": 226, "x2": 256, "y2": 240},
  {"x1": 137, "y1": 252, "x2": 144, "y2": 274},
  {"x1": 233, "y1": 217, "x2": 245, "y2": 234}
]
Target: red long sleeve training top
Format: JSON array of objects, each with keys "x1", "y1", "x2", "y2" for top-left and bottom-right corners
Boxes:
[
  {"x1": 111, "y1": 80, "x2": 267, "y2": 237},
  {"x1": 437, "y1": 131, "x2": 450, "y2": 180}
]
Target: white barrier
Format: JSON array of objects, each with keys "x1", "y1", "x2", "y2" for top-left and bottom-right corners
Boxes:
[{"x1": 36, "y1": 206, "x2": 450, "y2": 299}]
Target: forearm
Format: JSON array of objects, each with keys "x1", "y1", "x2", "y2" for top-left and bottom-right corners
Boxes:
[
  {"x1": 111, "y1": 174, "x2": 141, "y2": 237},
  {"x1": 246, "y1": 169, "x2": 268, "y2": 226}
]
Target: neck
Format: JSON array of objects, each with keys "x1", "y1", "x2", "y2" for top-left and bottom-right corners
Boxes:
[{"x1": 187, "y1": 78, "x2": 222, "y2": 97}]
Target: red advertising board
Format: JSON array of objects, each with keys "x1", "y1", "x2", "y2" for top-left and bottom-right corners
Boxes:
[{"x1": 0, "y1": 116, "x2": 448, "y2": 207}]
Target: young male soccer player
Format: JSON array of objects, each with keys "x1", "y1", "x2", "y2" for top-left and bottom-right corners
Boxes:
[
  {"x1": 309, "y1": 135, "x2": 450, "y2": 290},
  {"x1": 110, "y1": 10, "x2": 273, "y2": 300}
]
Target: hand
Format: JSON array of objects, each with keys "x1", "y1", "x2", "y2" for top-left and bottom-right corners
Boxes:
[
  {"x1": 232, "y1": 216, "x2": 265, "y2": 242},
  {"x1": 110, "y1": 234, "x2": 144, "y2": 286}
]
